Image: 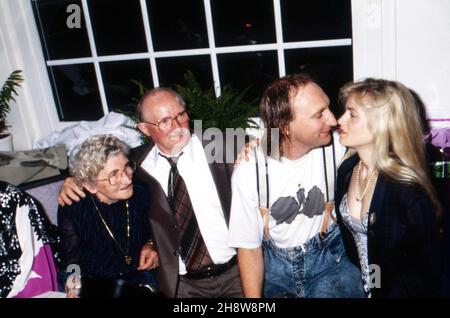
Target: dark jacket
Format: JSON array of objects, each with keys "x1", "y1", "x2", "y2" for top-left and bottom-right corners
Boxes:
[
  {"x1": 335, "y1": 154, "x2": 441, "y2": 297},
  {"x1": 129, "y1": 136, "x2": 235, "y2": 298}
]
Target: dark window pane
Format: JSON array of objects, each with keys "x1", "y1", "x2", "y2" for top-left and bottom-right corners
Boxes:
[
  {"x1": 284, "y1": 46, "x2": 353, "y2": 114},
  {"x1": 49, "y1": 64, "x2": 103, "y2": 121},
  {"x1": 87, "y1": 0, "x2": 147, "y2": 55},
  {"x1": 218, "y1": 51, "x2": 278, "y2": 106},
  {"x1": 100, "y1": 60, "x2": 153, "y2": 115},
  {"x1": 156, "y1": 55, "x2": 212, "y2": 89},
  {"x1": 147, "y1": 0, "x2": 208, "y2": 51},
  {"x1": 32, "y1": 0, "x2": 91, "y2": 60},
  {"x1": 211, "y1": 0, "x2": 275, "y2": 47},
  {"x1": 281, "y1": 0, "x2": 352, "y2": 42}
]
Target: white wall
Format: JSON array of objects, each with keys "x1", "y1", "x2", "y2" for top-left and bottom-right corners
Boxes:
[
  {"x1": 396, "y1": 0, "x2": 450, "y2": 126},
  {"x1": 0, "y1": 0, "x2": 60, "y2": 151},
  {"x1": 1, "y1": 0, "x2": 449, "y2": 150},
  {"x1": 352, "y1": 0, "x2": 450, "y2": 128}
]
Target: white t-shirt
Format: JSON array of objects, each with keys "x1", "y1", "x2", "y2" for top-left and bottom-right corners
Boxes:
[
  {"x1": 141, "y1": 135, "x2": 236, "y2": 274},
  {"x1": 228, "y1": 140, "x2": 346, "y2": 250}
]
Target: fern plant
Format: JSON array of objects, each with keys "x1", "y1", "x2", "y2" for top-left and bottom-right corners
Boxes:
[
  {"x1": 0, "y1": 70, "x2": 23, "y2": 133},
  {"x1": 175, "y1": 71, "x2": 259, "y2": 131}
]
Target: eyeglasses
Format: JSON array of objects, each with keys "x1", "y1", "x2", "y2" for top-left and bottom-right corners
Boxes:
[
  {"x1": 94, "y1": 161, "x2": 137, "y2": 186},
  {"x1": 142, "y1": 110, "x2": 189, "y2": 131}
]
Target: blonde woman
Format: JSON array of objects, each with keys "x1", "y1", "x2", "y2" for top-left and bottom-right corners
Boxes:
[{"x1": 335, "y1": 78, "x2": 442, "y2": 297}]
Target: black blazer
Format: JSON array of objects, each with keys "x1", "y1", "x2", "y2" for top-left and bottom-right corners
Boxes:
[
  {"x1": 335, "y1": 154, "x2": 441, "y2": 297},
  {"x1": 129, "y1": 136, "x2": 235, "y2": 298}
]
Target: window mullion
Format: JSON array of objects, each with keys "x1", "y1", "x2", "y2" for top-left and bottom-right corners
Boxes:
[
  {"x1": 203, "y1": 0, "x2": 221, "y2": 97},
  {"x1": 140, "y1": 0, "x2": 159, "y2": 87},
  {"x1": 273, "y1": 0, "x2": 285, "y2": 77},
  {"x1": 80, "y1": 0, "x2": 109, "y2": 116}
]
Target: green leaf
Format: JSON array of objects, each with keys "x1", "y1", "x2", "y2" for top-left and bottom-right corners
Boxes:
[
  {"x1": 174, "y1": 71, "x2": 259, "y2": 131},
  {"x1": 0, "y1": 70, "x2": 23, "y2": 131}
]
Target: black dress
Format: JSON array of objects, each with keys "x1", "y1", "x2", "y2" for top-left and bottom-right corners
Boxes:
[{"x1": 58, "y1": 182, "x2": 157, "y2": 287}]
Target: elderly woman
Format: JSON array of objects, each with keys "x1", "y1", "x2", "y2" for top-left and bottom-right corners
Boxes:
[{"x1": 57, "y1": 135, "x2": 158, "y2": 296}]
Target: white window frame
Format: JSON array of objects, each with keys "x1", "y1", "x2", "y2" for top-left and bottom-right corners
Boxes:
[
  {"x1": 2, "y1": 0, "x2": 360, "y2": 150},
  {"x1": 37, "y1": 0, "x2": 351, "y2": 121}
]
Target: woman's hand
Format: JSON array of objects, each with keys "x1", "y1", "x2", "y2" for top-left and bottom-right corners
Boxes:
[
  {"x1": 138, "y1": 241, "x2": 159, "y2": 270},
  {"x1": 65, "y1": 274, "x2": 81, "y2": 298}
]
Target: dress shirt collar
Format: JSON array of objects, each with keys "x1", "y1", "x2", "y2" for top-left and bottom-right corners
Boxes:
[{"x1": 147, "y1": 134, "x2": 197, "y2": 167}]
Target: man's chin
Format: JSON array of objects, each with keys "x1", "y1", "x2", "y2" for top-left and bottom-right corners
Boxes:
[
  {"x1": 319, "y1": 133, "x2": 332, "y2": 145},
  {"x1": 170, "y1": 133, "x2": 191, "y2": 155}
]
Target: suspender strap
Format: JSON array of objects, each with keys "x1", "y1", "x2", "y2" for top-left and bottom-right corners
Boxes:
[
  {"x1": 255, "y1": 139, "x2": 338, "y2": 240},
  {"x1": 254, "y1": 147, "x2": 270, "y2": 239},
  {"x1": 320, "y1": 139, "x2": 338, "y2": 237}
]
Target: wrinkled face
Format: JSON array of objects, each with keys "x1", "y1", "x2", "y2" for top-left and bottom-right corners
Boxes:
[
  {"x1": 287, "y1": 82, "x2": 337, "y2": 153},
  {"x1": 85, "y1": 153, "x2": 133, "y2": 204},
  {"x1": 337, "y1": 96, "x2": 374, "y2": 150},
  {"x1": 138, "y1": 92, "x2": 191, "y2": 156}
]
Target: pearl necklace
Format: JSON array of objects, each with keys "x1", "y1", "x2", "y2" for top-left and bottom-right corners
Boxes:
[{"x1": 355, "y1": 160, "x2": 378, "y2": 202}]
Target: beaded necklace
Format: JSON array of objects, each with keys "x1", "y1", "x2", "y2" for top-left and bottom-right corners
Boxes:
[{"x1": 355, "y1": 160, "x2": 378, "y2": 202}]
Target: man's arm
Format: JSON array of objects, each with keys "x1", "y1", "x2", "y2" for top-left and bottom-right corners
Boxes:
[
  {"x1": 237, "y1": 247, "x2": 264, "y2": 298},
  {"x1": 58, "y1": 177, "x2": 86, "y2": 206}
]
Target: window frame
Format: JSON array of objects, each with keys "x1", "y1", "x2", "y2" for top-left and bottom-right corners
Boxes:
[{"x1": 34, "y1": 0, "x2": 352, "y2": 123}]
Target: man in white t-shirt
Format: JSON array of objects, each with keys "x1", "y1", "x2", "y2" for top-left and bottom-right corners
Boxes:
[{"x1": 228, "y1": 74, "x2": 365, "y2": 298}]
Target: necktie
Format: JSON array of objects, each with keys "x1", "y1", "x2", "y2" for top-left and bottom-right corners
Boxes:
[{"x1": 160, "y1": 153, "x2": 213, "y2": 272}]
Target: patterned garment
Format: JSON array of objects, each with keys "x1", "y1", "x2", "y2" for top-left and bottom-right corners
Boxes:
[
  {"x1": 339, "y1": 193, "x2": 371, "y2": 297},
  {"x1": 0, "y1": 181, "x2": 60, "y2": 298},
  {"x1": 161, "y1": 154, "x2": 212, "y2": 272}
]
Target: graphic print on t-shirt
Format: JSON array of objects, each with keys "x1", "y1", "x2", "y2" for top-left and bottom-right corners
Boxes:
[{"x1": 270, "y1": 185, "x2": 325, "y2": 224}]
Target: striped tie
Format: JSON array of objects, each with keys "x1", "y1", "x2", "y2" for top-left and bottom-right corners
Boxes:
[{"x1": 160, "y1": 153, "x2": 213, "y2": 272}]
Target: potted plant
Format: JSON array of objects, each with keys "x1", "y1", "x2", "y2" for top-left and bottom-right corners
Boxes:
[
  {"x1": 0, "y1": 70, "x2": 23, "y2": 151},
  {"x1": 175, "y1": 71, "x2": 259, "y2": 132}
]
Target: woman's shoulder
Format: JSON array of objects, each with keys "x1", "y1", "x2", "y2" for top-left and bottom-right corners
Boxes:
[
  {"x1": 130, "y1": 180, "x2": 150, "y2": 211},
  {"x1": 383, "y1": 177, "x2": 434, "y2": 208},
  {"x1": 337, "y1": 153, "x2": 359, "y2": 175},
  {"x1": 132, "y1": 179, "x2": 151, "y2": 197},
  {"x1": 384, "y1": 177, "x2": 423, "y2": 194},
  {"x1": 57, "y1": 195, "x2": 92, "y2": 220}
]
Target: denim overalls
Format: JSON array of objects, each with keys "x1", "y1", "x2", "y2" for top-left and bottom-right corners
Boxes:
[
  {"x1": 262, "y1": 223, "x2": 365, "y2": 298},
  {"x1": 254, "y1": 145, "x2": 365, "y2": 298}
]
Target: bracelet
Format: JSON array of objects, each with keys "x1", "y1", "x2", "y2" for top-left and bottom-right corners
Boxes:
[{"x1": 146, "y1": 239, "x2": 155, "y2": 248}]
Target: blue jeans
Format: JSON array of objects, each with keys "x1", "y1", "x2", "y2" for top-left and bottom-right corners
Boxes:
[{"x1": 262, "y1": 223, "x2": 365, "y2": 298}]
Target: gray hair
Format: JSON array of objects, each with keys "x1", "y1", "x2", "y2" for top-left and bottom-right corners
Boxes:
[{"x1": 70, "y1": 134, "x2": 130, "y2": 185}]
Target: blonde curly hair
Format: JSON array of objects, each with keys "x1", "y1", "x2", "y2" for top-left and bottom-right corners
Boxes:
[{"x1": 70, "y1": 134, "x2": 130, "y2": 185}]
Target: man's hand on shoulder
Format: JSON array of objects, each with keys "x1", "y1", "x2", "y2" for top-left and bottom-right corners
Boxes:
[
  {"x1": 235, "y1": 138, "x2": 260, "y2": 165},
  {"x1": 58, "y1": 177, "x2": 85, "y2": 206}
]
